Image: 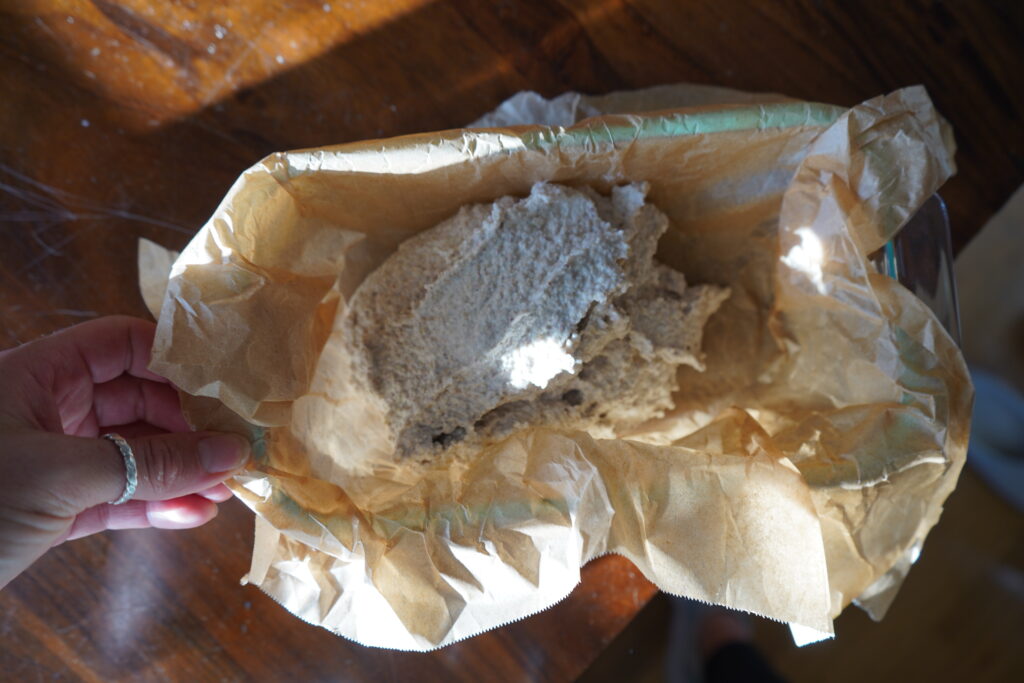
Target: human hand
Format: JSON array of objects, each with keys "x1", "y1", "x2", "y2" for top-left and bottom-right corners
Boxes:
[{"x1": 0, "y1": 316, "x2": 250, "y2": 589}]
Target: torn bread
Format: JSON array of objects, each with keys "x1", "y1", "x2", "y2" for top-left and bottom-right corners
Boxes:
[{"x1": 342, "y1": 182, "x2": 730, "y2": 460}]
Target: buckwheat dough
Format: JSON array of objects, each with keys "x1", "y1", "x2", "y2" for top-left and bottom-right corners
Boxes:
[{"x1": 343, "y1": 182, "x2": 729, "y2": 460}]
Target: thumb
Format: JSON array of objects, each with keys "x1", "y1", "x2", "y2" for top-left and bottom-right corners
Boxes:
[{"x1": 37, "y1": 431, "x2": 250, "y2": 512}]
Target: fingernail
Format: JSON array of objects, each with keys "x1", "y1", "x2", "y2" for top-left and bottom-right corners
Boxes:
[
  {"x1": 198, "y1": 434, "x2": 250, "y2": 473},
  {"x1": 147, "y1": 503, "x2": 206, "y2": 528}
]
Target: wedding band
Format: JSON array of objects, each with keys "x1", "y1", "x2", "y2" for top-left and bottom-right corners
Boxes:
[{"x1": 103, "y1": 433, "x2": 138, "y2": 505}]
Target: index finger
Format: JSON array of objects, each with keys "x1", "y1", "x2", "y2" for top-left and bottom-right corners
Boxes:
[{"x1": 34, "y1": 315, "x2": 168, "y2": 385}]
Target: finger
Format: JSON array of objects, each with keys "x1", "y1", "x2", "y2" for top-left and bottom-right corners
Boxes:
[
  {"x1": 197, "y1": 483, "x2": 234, "y2": 502},
  {"x1": 108, "y1": 432, "x2": 249, "y2": 503},
  {"x1": 39, "y1": 315, "x2": 166, "y2": 385},
  {"x1": 100, "y1": 420, "x2": 171, "y2": 440},
  {"x1": 65, "y1": 500, "x2": 150, "y2": 540},
  {"x1": 72, "y1": 418, "x2": 174, "y2": 440},
  {"x1": 66, "y1": 409, "x2": 100, "y2": 438},
  {"x1": 92, "y1": 376, "x2": 191, "y2": 433},
  {"x1": 37, "y1": 430, "x2": 250, "y2": 512},
  {"x1": 62, "y1": 495, "x2": 219, "y2": 541},
  {"x1": 146, "y1": 495, "x2": 219, "y2": 529},
  {"x1": 2, "y1": 317, "x2": 170, "y2": 434}
]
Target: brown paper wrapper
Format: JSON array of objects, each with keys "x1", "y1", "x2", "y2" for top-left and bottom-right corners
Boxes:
[{"x1": 140, "y1": 84, "x2": 970, "y2": 650}]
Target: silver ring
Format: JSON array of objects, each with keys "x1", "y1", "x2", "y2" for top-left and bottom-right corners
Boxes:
[{"x1": 103, "y1": 433, "x2": 138, "y2": 505}]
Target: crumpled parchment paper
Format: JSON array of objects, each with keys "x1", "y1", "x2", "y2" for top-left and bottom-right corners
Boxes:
[{"x1": 138, "y1": 84, "x2": 970, "y2": 650}]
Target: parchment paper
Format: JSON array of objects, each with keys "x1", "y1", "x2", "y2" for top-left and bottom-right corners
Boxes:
[{"x1": 140, "y1": 84, "x2": 970, "y2": 650}]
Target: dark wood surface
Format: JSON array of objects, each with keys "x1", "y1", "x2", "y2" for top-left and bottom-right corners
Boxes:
[{"x1": 1, "y1": 1, "x2": 1022, "y2": 681}]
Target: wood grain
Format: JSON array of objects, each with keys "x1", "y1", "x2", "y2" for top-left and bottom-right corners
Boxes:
[{"x1": 2, "y1": 1, "x2": 1022, "y2": 680}]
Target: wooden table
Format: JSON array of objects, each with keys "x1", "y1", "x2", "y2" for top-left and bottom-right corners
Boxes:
[{"x1": 1, "y1": 1, "x2": 1021, "y2": 680}]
